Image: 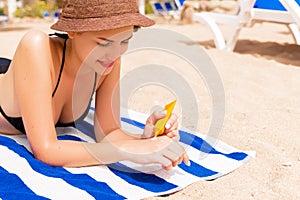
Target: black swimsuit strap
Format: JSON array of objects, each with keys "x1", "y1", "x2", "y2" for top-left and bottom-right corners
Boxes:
[
  {"x1": 74, "y1": 72, "x2": 98, "y2": 123},
  {"x1": 0, "y1": 57, "x2": 11, "y2": 74},
  {"x1": 52, "y1": 36, "x2": 68, "y2": 97},
  {"x1": 92, "y1": 72, "x2": 98, "y2": 95},
  {"x1": 0, "y1": 106, "x2": 25, "y2": 133},
  {"x1": 49, "y1": 32, "x2": 69, "y2": 39},
  {"x1": 55, "y1": 72, "x2": 98, "y2": 127}
]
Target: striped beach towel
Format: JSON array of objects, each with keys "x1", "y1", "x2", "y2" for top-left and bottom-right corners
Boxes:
[{"x1": 0, "y1": 108, "x2": 255, "y2": 199}]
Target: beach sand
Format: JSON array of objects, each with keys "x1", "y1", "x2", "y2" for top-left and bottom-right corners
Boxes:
[{"x1": 0, "y1": 18, "x2": 299, "y2": 199}]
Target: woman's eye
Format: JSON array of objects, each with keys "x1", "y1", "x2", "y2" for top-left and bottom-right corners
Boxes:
[
  {"x1": 98, "y1": 42, "x2": 111, "y2": 47},
  {"x1": 121, "y1": 40, "x2": 130, "y2": 45}
]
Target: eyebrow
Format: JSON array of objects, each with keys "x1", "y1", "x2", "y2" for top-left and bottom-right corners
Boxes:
[{"x1": 97, "y1": 35, "x2": 133, "y2": 43}]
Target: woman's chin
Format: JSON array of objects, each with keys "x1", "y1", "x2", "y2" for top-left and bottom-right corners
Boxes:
[{"x1": 96, "y1": 66, "x2": 113, "y2": 76}]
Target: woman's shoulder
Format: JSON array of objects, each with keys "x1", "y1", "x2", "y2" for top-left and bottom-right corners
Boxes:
[
  {"x1": 12, "y1": 29, "x2": 58, "y2": 74},
  {"x1": 15, "y1": 30, "x2": 63, "y2": 65},
  {"x1": 19, "y1": 29, "x2": 50, "y2": 48},
  {"x1": 13, "y1": 30, "x2": 55, "y2": 61},
  {"x1": 19, "y1": 30, "x2": 66, "y2": 58}
]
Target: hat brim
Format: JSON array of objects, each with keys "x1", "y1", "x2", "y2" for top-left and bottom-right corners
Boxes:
[{"x1": 51, "y1": 13, "x2": 155, "y2": 32}]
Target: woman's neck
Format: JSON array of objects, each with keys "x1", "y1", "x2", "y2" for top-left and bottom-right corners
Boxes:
[{"x1": 64, "y1": 39, "x2": 94, "y2": 77}]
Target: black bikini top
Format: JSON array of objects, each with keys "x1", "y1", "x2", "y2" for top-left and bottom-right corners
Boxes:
[{"x1": 0, "y1": 33, "x2": 97, "y2": 134}]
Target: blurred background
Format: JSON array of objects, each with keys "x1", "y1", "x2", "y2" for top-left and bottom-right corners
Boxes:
[{"x1": 0, "y1": 0, "x2": 238, "y2": 26}]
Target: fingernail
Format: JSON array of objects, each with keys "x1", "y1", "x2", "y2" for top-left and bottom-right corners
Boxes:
[
  {"x1": 186, "y1": 160, "x2": 191, "y2": 166},
  {"x1": 165, "y1": 123, "x2": 171, "y2": 129}
]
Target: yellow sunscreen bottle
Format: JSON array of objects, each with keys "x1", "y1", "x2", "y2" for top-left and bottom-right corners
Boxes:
[{"x1": 154, "y1": 100, "x2": 177, "y2": 137}]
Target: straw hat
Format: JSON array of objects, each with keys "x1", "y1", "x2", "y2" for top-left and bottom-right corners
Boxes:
[{"x1": 51, "y1": 0, "x2": 155, "y2": 32}]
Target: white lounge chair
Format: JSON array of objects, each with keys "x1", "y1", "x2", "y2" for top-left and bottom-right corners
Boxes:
[
  {"x1": 194, "y1": 0, "x2": 300, "y2": 51},
  {"x1": 279, "y1": 0, "x2": 300, "y2": 26},
  {"x1": 150, "y1": 1, "x2": 167, "y2": 16},
  {"x1": 150, "y1": 1, "x2": 181, "y2": 20}
]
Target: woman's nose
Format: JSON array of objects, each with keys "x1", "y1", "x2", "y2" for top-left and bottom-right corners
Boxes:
[{"x1": 106, "y1": 44, "x2": 128, "y2": 61}]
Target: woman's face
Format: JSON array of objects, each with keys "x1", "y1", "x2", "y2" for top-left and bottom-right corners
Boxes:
[{"x1": 70, "y1": 26, "x2": 134, "y2": 75}]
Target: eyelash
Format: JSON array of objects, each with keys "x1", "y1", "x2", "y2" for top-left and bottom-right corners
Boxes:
[
  {"x1": 97, "y1": 42, "x2": 111, "y2": 47},
  {"x1": 121, "y1": 40, "x2": 130, "y2": 44},
  {"x1": 97, "y1": 40, "x2": 130, "y2": 47}
]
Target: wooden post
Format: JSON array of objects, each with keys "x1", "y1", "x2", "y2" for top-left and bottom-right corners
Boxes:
[
  {"x1": 7, "y1": 0, "x2": 17, "y2": 18},
  {"x1": 139, "y1": 0, "x2": 145, "y2": 15},
  {"x1": 3, "y1": 0, "x2": 8, "y2": 16}
]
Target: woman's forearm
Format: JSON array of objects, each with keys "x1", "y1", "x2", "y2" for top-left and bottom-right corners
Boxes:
[
  {"x1": 100, "y1": 128, "x2": 141, "y2": 142},
  {"x1": 37, "y1": 129, "x2": 188, "y2": 169},
  {"x1": 35, "y1": 129, "x2": 141, "y2": 167},
  {"x1": 35, "y1": 139, "x2": 123, "y2": 167}
]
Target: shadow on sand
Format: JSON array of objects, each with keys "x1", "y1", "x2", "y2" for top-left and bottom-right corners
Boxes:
[
  {"x1": 0, "y1": 25, "x2": 32, "y2": 32},
  {"x1": 197, "y1": 39, "x2": 300, "y2": 67}
]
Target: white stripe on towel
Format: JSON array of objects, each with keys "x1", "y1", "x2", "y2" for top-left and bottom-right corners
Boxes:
[{"x1": 0, "y1": 145, "x2": 95, "y2": 200}]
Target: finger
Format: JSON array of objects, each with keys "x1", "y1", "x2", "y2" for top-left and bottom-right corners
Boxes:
[
  {"x1": 166, "y1": 132, "x2": 180, "y2": 141},
  {"x1": 141, "y1": 124, "x2": 154, "y2": 139},
  {"x1": 165, "y1": 120, "x2": 179, "y2": 132},
  {"x1": 163, "y1": 165, "x2": 173, "y2": 171},
  {"x1": 163, "y1": 150, "x2": 180, "y2": 167},
  {"x1": 166, "y1": 140, "x2": 184, "y2": 156},
  {"x1": 165, "y1": 113, "x2": 178, "y2": 130},
  {"x1": 166, "y1": 131, "x2": 178, "y2": 139},
  {"x1": 157, "y1": 156, "x2": 172, "y2": 171},
  {"x1": 145, "y1": 117, "x2": 152, "y2": 125},
  {"x1": 166, "y1": 131, "x2": 176, "y2": 138},
  {"x1": 178, "y1": 155, "x2": 184, "y2": 165},
  {"x1": 183, "y1": 152, "x2": 190, "y2": 166},
  {"x1": 150, "y1": 109, "x2": 167, "y2": 125},
  {"x1": 173, "y1": 133, "x2": 180, "y2": 141}
]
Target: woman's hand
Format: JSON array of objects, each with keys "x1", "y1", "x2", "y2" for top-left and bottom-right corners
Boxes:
[
  {"x1": 118, "y1": 136, "x2": 189, "y2": 170},
  {"x1": 163, "y1": 112, "x2": 179, "y2": 139},
  {"x1": 142, "y1": 109, "x2": 180, "y2": 140}
]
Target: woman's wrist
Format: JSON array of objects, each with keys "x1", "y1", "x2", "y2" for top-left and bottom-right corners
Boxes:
[
  {"x1": 82, "y1": 140, "x2": 126, "y2": 164},
  {"x1": 101, "y1": 128, "x2": 139, "y2": 143}
]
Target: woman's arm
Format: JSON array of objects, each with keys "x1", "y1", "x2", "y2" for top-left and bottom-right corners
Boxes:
[
  {"x1": 93, "y1": 58, "x2": 134, "y2": 142},
  {"x1": 92, "y1": 58, "x2": 172, "y2": 141},
  {"x1": 12, "y1": 30, "x2": 110, "y2": 167},
  {"x1": 92, "y1": 58, "x2": 189, "y2": 169},
  {"x1": 12, "y1": 30, "x2": 187, "y2": 168}
]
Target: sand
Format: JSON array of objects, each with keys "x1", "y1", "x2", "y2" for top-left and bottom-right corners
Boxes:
[{"x1": 0, "y1": 17, "x2": 299, "y2": 199}]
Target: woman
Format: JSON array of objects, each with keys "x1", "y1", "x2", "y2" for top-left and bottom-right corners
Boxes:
[{"x1": 0, "y1": 0, "x2": 189, "y2": 170}]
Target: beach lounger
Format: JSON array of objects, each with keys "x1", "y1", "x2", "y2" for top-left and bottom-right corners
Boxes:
[
  {"x1": 150, "y1": 1, "x2": 180, "y2": 20},
  {"x1": 0, "y1": 105, "x2": 255, "y2": 199},
  {"x1": 279, "y1": 0, "x2": 300, "y2": 26},
  {"x1": 164, "y1": 1, "x2": 176, "y2": 12},
  {"x1": 194, "y1": 0, "x2": 300, "y2": 51},
  {"x1": 150, "y1": 1, "x2": 166, "y2": 16},
  {"x1": 174, "y1": 0, "x2": 185, "y2": 9},
  {"x1": 164, "y1": 1, "x2": 182, "y2": 20}
]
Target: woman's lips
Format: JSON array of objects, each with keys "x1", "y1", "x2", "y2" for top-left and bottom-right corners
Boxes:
[{"x1": 98, "y1": 60, "x2": 115, "y2": 68}]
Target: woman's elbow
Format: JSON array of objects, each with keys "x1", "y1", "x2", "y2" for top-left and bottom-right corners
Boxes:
[{"x1": 31, "y1": 143, "x2": 66, "y2": 167}]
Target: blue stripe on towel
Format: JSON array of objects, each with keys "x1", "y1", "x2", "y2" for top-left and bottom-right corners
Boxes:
[
  {"x1": 108, "y1": 163, "x2": 177, "y2": 193},
  {"x1": 121, "y1": 117, "x2": 146, "y2": 129},
  {"x1": 79, "y1": 114, "x2": 217, "y2": 183},
  {"x1": 0, "y1": 136, "x2": 125, "y2": 200},
  {"x1": 57, "y1": 135, "x2": 84, "y2": 141},
  {"x1": 120, "y1": 118, "x2": 219, "y2": 177},
  {"x1": 0, "y1": 166, "x2": 49, "y2": 200},
  {"x1": 178, "y1": 161, "x2": 217, "y2": 178},
  {"x1": 120, "y1": 117, "x2": 248, "y2": 161},
  {"x1": 74, "y1": 106, "x2": 95, "y2": 139},
  {"x1": 179, "y1": 130, "x2": 248, "y2": 161},
  {"x1": 76, "y1": 121, "x2": 95, "y2": 140}
]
